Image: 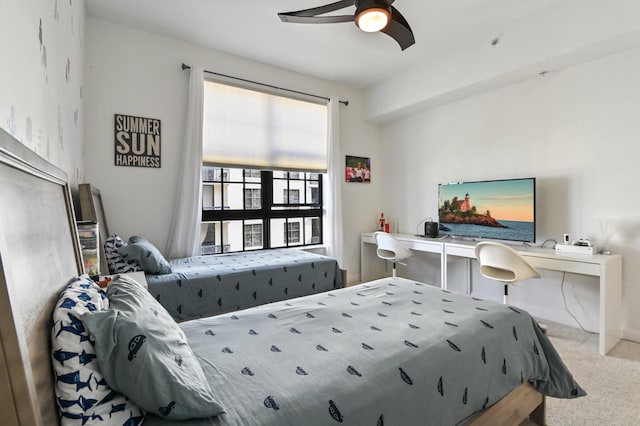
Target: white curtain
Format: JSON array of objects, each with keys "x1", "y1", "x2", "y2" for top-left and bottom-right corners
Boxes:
[
  {"x1": 166, "y1": 65, "x2": 204, "y2": 259},
  {"x1": 326, "y1": 97, "x2": 344, "y2": 267}
]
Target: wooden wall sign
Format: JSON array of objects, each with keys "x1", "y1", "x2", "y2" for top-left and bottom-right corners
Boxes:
[{"x1": 114, "y1": 113, "x2": 161, "y2": 168}]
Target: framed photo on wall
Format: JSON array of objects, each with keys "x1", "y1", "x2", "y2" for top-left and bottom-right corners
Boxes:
[{"x1": 345, "y1": 155, "x2": 371, "y2": 183}]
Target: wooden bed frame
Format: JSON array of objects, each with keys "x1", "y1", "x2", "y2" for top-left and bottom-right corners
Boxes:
[
  {"x1": 0, "y1": 127, "x2": 545, "y2": 425},
  {"x1": 0, "y1": 128, "x2": 83, "y2": 425},
  {"x1": 466, "y1": 381, "x2": 545, "y2": 425}
]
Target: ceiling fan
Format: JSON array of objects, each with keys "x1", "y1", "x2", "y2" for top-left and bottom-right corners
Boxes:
[{"x1": 278, "y1": 0, "x2": 415, "y2": 51}]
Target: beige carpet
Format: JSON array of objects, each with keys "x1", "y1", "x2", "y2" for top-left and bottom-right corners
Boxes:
[{"x1": 526, "y1": 321, "x2": 640, "y2": 425}]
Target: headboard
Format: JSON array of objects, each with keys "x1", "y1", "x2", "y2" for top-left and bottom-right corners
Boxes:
[
  {"x1": 0, "y1": 127, "x2": 83, "y2": 425},
  {"x1": 78, "y1": 183, "x2": 110, "y2": 274}
]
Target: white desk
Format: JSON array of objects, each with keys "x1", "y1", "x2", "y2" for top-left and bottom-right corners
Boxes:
[{"x1": 362, "y1": 233, "x2": 622, "y2": 355}]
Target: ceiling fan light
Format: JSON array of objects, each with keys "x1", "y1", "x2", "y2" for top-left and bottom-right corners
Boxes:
[{"x1": 356, "y1": 7, "x2": 390, "y2": 32}]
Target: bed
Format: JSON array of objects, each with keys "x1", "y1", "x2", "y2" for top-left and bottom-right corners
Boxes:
[
  {"x1": 138, "y1": 274, "x2": 584, "y2": 425},
  {"x1": 0, "y1": 127, "x2": 584, "y2": 426},
  {"x1": 146, "y1": 249, "x2": 344, "y2": 320},
  {"x1": 77, "y1": 185, "x2": 344, "y2": 321}
]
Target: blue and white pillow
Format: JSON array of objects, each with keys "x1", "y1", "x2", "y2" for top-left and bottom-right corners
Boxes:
[
  {"x1": 51, "y1": 275, "x2": 144, "y2": 425},
  {"x1": 82, "y1": 275, "x2": 224, "y2": 420},
  {"x1": 118, "y1": 236, "x2": 172, "y2": 275},
  {"x1": 104, "y1": 235, "x2": 141, "y2": 274}
]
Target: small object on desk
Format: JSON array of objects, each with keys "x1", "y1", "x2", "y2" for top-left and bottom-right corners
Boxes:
[
  {"x1": 379, "y1": 212, "x2": 385, "y2": 231},
  {"x1": 572, "y1": 238, "x2": 592, "y2": 247},
  {"x1": 424, "y1": 219, "x2": 439, "y2": 238},
  {"x1": 385, "y1": 223, "x2": 390, "y2": 233},
  {"x1": 555, "y1": 244, "x2": 597, "y2": 255}
]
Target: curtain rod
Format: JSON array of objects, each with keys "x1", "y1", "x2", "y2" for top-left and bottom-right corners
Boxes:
[{"x1": 181, "y1": 63, "x2": 348, "y2": 106}]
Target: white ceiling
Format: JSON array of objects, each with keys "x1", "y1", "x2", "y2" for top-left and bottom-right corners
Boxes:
[{"x1": 85, "y1": 0, "x2": 561, "y2": 89}]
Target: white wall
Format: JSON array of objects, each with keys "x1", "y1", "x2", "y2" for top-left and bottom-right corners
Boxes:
[
  {"x1": 366, "y1": 0, "x2": 640, "y2": 122},
  {"x1": 84, "y1": 17, "x2": 382, "y2": 282},
  {"x1": 0, "y1": 0, "x2": 85, "y2": 185},
  {"x1": 378, "y1": 47, "x2": 640, "y2": 341}
]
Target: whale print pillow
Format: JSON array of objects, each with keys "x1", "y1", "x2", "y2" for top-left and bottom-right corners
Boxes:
[
  {"x1": 82, "y1": 274, "x2": 224, "y2": 420},
  {"x1": 51, "y1": 275, "x2": 143, "y2": 425},
  {"x1": 104, "y1": 235, "x2": 141, "y2": 274},
  {"x1": 117, "y1": 235, "x2": 171, "y2": 275}
]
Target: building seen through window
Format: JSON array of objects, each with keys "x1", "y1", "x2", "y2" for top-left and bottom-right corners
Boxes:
[{"x1": 201, "y1": 167, "x2": 323, "y2": 254}]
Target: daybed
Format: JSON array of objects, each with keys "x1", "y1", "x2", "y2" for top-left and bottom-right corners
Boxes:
[
  {"x1": 78, "y1": 184, "x2": 344, "y2": 321},
  {"x1": 0, "y1": 128, "x2": 584, "y2": 426},
  {"x1": 145, "y1": 248, "x2": 344, "y2": 320}
]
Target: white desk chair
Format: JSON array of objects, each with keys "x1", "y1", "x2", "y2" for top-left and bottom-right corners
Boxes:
[
  {"x1": 373, "y1": 232, "x2": 413, "y2": 277},
  {"x1": 474, "y1": 241, "x2": 541, "y2": 304}
]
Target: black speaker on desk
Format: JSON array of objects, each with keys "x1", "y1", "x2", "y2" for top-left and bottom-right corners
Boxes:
[{"x1": 424, "y1": 221, "x2": 439, "y2": 238}]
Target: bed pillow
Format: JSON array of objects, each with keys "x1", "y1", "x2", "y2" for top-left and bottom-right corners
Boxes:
[
  {"x1": 117, "y1": 235, "x2": 172, "y2": 274},
  {"x1": 82, "y1": 275, "x2": 224, "y2": 420},
  {"x1": 51, "y1": 274, "x2": 144, "y2": 425},
  {"x1": 104, "y1": 234, "x2": 141, "y2": 274}
]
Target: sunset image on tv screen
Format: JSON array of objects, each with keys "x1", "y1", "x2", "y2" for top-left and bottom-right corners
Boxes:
[{"x1": 438, "y1": 178, "x2": 535, "y2": 242}]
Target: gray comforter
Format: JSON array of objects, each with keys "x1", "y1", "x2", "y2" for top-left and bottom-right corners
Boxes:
[
  {"x1": 145, "y1": 277, "x2": 585, "y2": 426},
  {"x1": 146, "y1": 249, "x2": 343, "y2": 321}
]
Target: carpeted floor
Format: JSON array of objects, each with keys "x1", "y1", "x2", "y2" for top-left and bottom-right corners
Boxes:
[{"x1": 524, "y1": 321, "x2": 640, "y2": 425}]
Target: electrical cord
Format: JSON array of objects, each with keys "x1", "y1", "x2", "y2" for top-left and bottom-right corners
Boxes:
[
  {"x1": 415, "y1": 217, "x2": 433, "y2": 237},
  {"x1": 560, "y1": 271, "x2": 597, "y2": 334},
  {"x1": 541, "y1": 239, "x2": 557, "y2": 249}
]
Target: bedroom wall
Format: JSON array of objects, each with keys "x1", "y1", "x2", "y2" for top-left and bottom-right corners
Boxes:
[
  {"x1": 378, "y1": 46, "x2": 640, "y2": 342},
  {"x1": 83, "y1": 17, "x2": 381, "y2": 282},
  {"x1": 0, "y1": 0, "x2": 85, "y2": 185}
]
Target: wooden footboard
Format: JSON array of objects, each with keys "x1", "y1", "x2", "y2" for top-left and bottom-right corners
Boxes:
[{"x1": 465, "y1": 382, "x2": 545, "y2": 425}]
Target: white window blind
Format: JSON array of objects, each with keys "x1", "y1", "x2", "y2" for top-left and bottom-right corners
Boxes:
[{"x1": 203, "y1": 80, "x2": 328, "y2": 172}]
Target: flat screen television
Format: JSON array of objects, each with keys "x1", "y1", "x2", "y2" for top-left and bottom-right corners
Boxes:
[{"x1": 438, "y1": 177, "x2": 536, "y2": 243}]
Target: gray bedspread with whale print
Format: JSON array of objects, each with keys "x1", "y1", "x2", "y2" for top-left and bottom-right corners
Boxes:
[
  {"x1": 145, "y1": 277, "x2": 585, "y2": 426},
  {"x1": 146, "y1": 248, "x2": 343, "y2": 321}
]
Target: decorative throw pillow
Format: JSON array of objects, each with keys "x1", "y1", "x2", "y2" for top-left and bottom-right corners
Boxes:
[
  {"x1": 51, "y1": 275, "x2": 144, "y2": 425},
  {"x1": 82, "y1": 275, "x2": 224, "y2": 420},
  {"x1": 104, "y1": 235, "x2": 141, "y2": 274},
  {"x1": 117, "y1": 235, "x2": 172, "y2": 275}
]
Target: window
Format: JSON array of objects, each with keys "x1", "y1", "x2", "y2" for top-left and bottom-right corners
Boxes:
[
  {"x1": 245, "y1": 188, "x2": 261, "y2": 210},
  {"x1": 284, "y1": 222, "x2": 301, "y2": 244},
  {"x1": 201, "y1": 80, "x2": 328, "y2": 255},
  {"x1": 200, "y1": 167, "x2": 323, "y2": 253},
  {"x1": 200, "y1": 222, "x2": 230, "y2": 254},
  {"x1": 283, "y1": 189, "x2": 300, "y2": 204},
  {"x1": 244, "y1": 169, "x2": 261, "y2": 179},
  {"x1": 244, "y1": 222, "x2": 263, "y2": 249},
  {"x1": 310, "y1": 218, "x2": 321, "y2": 244}
]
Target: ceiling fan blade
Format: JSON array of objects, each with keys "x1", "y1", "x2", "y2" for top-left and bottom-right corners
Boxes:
[
  {"x1": 380, "y1": 5, "x2": 415, "y2": 50},
  {"x1": 278, "y1": 0, "x2": 354, "y2": 23},
  {"x1": 279, "y1": 14, "x2": 354, "y2": 24}
]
